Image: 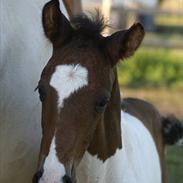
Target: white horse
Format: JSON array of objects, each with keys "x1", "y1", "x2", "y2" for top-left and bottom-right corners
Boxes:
[{"x1": 0, "y1": 1, "x2": 68, "y2": 182}]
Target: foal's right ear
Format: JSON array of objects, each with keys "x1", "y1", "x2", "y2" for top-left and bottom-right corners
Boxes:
[
  {"x1": 42, "y1": 0, "x2": 72, "y2": 45},
  {"x1": 104, "y1": 23, "x2": 144, "y2": 66}
]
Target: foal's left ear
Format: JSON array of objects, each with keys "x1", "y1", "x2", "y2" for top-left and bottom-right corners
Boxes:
[
  {"x1": 42, "y1": 0, "x2": 72, "y2": 46},
  {"x1": 104, "y1": 23, "x2": 145, "y2": 66}
]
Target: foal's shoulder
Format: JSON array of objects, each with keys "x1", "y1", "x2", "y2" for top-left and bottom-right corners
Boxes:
[
  {"x1": 121, "y1": 97, "x2": 161, "y2": 120},
  {"x1": 121, "y1": 97, "x2": 162, "y2": 136}
]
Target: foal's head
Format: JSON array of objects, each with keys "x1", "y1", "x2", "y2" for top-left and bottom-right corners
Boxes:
[{"x1": 33, "y1": 0, "x2": 144, "y2": 182}]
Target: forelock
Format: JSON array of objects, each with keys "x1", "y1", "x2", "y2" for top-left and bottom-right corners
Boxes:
[{"x1": 71, "y1": 11, "x2": 107, "y2": 40}]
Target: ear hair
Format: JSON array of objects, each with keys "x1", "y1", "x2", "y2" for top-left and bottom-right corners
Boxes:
[
  {"x1": 42, "y1": 0, "x2": 72, "y2": 45},
  {"x1": 104, "y1": 23, "x2": 145, "y2": 66}
]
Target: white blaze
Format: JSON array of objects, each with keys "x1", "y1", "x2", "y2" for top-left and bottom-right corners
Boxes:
[
  {"x1": 39, "y1": 64, "x2": 88, "y2": 183},
  {"x1": 39, "y1": 137, "x2": 65, "y2": 183},
  {"x1": 50, "y1": 64, "x2": 88, "y2": 108}
]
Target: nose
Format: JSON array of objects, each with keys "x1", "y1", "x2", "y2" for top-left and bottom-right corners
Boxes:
[
  {"x1": 62, "y1": 175, "x2": 72, "y2": 183},
  {"x1": 32, "y1": 173, "x2": 72, "y2": 183}
]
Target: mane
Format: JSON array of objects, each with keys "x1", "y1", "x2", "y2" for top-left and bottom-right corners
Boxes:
[{"x1": 71, "y1": 11, "x2": 107, "y2": 39}]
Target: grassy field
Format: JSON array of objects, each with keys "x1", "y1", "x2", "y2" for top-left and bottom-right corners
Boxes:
[{"x1": 166, "y1": 146, "x2": 183, "y2": 183}]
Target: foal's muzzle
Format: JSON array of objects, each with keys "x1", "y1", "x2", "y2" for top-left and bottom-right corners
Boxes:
[
  {"x1": 32, "y1": 171, "x2": 73, "y2": 183},
  {"x1": 32, "y1": 170, "x2": 43, "y2": 183},
  {"x1": 63, "y1": 175, "x2": 73, "y2": 183}
]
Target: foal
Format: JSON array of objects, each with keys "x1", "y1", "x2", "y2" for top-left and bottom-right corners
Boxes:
[{"x1": 33, "y1": 1, "x2": 183, "y2": 183}]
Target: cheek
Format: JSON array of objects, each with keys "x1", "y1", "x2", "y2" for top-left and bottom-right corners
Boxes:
[
  {"x1": 79, "y1": 116, "x2": 102, "y2": 145},
  {"x1": 55, "y1": 116, "x2": 99, "y2": 160}
]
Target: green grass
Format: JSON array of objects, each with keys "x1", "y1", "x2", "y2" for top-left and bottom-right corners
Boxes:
[
  {"x1": 166, "y1": 146, "x2": 183, "y2": 183},
  {"x1": 117, "y1": 47, "x2": 183, "y2": 89}
]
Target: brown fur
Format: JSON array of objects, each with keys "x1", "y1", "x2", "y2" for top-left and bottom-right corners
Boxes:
[
  {"x1": 87, "y1": 69, "x2": 122, "y2": 161},
  {"x1": 38, "y1": 0, "x2": 144, "y2": 165}
]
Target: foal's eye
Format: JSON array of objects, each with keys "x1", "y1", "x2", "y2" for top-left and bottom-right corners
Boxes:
[
  {"x1": 38, "y1": 87, "x2": 46, "y2": 102},
  {"x1": 95, "y1": 97, "x2": 110, "y2": 113}
]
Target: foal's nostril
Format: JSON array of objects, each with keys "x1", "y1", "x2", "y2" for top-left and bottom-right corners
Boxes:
[
  {"x1": 32, "y1": 170, "x2": 43, "y2": 183},
  {"x1": 62, "y1": 175, "x2": 72, "y2": 183}
]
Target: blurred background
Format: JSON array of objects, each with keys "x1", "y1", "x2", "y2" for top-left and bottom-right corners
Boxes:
[{"x1": 80, "y1": 0, "x2": 183, "y2": 182}]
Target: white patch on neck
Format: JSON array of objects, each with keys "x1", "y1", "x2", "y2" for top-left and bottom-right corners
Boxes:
[
  {"x1": 76, "y1": 111, "x2": 161, "y2": 183},
  {"x1": 39, "y1": 137, "x2": 65, "y2": 183},
  {"x1": 50, "y1": 64, "x2": 88, "y2": 108}
]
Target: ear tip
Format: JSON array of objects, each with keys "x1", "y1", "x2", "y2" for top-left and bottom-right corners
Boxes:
[
  {"x1": 132, "y1": 22, "x2": 145, "y2": 35},
  {"x1": 50, "y1": 0, "x2": 60, "y2": 4},
  {"x1": 42, "y1": 0, "x2": 62, "y2": 43},
  {"x1": 52, "y1": 0, "x2": 60, "y2": 5},
  {"x1": 44, "y1": 0, "x2": 60, "y2": 9}
]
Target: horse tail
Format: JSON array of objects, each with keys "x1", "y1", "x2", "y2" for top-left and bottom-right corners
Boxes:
[{"x1": 162, "y1": 115, "x2": 183, "y2": 146}]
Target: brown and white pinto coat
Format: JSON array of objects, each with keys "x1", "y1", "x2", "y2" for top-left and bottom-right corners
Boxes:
[
  {"x1": 122, "y1": 98, "x2": 168, "y2": 183},
  {"x1": 33, "y1": 1, "x2": 183, "y2": 183}
]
